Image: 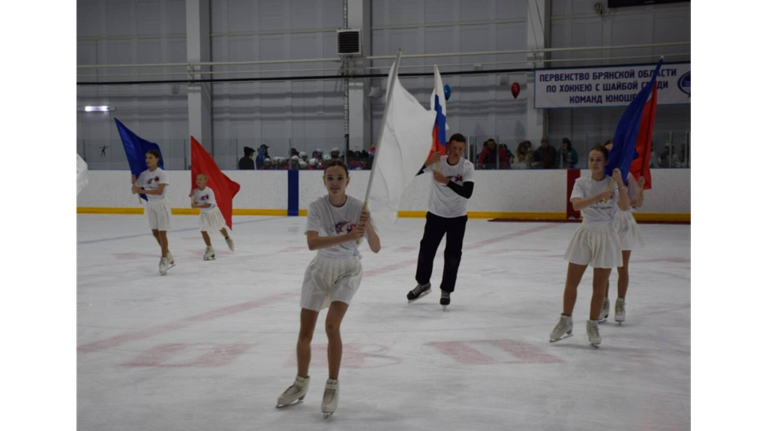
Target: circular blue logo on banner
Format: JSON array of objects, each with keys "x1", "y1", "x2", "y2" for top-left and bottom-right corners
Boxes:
[{"x1": 678, "y1": 71, "x2": 690, "y2": 97}]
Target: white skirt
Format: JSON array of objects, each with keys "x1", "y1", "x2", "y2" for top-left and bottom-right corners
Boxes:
[
  {"x1": 614, "y1": 210, "x2": 644, "y2": 251},
  {"x1": 564, "y1": 222, "x2": 623, "y2": 268},
  {"x1": 145, "y1": 198, "x2": 172, "y2": 231},
  {"x1": 300, "y1": 255, "x2": 363, "y2": 312},
  {"x1": 199, "y1": 206, "x2": 228, "y2": 232}
]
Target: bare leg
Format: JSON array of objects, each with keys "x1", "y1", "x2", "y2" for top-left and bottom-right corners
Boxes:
[
  {"x1": 201, "y1": 231, "x2": 212, "y2": 246},
  {"x1": 325, "y1": 301, "x2": 349, "y2": 380},
  {"x1": 297, "y1": 308, "x2": 319, "y2": 377},
  {"x1": 591, "y1": 268, "x2": 612, "y2": 320},
  {"x1": 152, "y1": 230, "x2": 163, "y2": 247},
  {"x1": 152, "y1": 229, "x2": 168, "y2": 258},
  {"x1": 562, "y1": 263, "x2": 588, "y2": 316},
  {"x1": 220, "y1": 228, "x2": 229, "y2": 239},
  {"x1": 617, "y1": 251, "x2": 631, "y2": 299},
  {"x1": 158, "y1": 231, "x2": 169, "y2": 258}
]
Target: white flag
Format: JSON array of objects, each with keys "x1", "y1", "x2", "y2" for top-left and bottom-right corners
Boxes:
[
  {"x1": 367, "y1": 62, "x2": 436, "y2": 223},
  {"x1": 77, "y1": 153, "x2": 89, "y2": 195}
]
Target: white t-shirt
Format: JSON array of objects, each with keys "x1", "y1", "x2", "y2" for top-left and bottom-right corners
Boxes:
[
  {"x1": 305, "y1": 195, "x2": 377, "y2": 260},
  {"x1": 193, "y1": 187, "x2": 217, "y2": 213},
  {"x1": 137, "y1": 168, "x2": 169, "y2": 201},
  {"x1": 424, "y1": 156, "x2": 475, "y2": 218},
  {"x1": 570, "y1": 176, "x2": 619, "y2": 223}
]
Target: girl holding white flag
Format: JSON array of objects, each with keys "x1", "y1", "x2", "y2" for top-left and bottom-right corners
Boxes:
[{"x1": 276, "y1": 160, "x2": 380, "y2": 418}]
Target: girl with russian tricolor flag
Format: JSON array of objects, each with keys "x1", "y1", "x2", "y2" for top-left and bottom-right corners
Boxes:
[
  {"x1": 550, "y1": 145, "x2": 630, "y2": 347},
  {"x1": 605, "y1": 174, "x2": 645, "y2": 325},
  {"x1": 553, "y1": 58, "x2": 662, "y2": 345}
]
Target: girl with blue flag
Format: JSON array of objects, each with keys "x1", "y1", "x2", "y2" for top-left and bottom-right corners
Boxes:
[{"x1": 131, "y1": 150, "x2": 175, "y2": 275}]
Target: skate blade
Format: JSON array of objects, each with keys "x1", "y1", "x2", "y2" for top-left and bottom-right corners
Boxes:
[
  {"x1": 442, "y1": 305, "x2": 448, "y2": 311},
  {"x1": 407, "y1": 290, "x2": 431, "y2": 304},
  {"x1": 166, "y1": 263, "x2": 176, "y2": 270},
  {"x1": 275, "y1": 399, "x2": 304, "y2": 409},
  {"x1": 590, "y1": 343, "x2": 601, "y2": 348},
  {"x1": 204, "y1": 257, "x2": 215, "y2": 261},
  {"x1": 549, "y1": 333, "x2": 573, "y2": 343},
  {"x1": 616, "y1": 321, "x2": 624, "y2": 326},
  {"x1": 323, "y1": 412, "x2": 334, "y2": 419},
  {"x1": 598, "y1": 316, "x2": 608, "y2": 324}
]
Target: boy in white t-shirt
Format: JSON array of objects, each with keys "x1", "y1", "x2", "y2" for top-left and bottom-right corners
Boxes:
[{"x1": 407, "y1": 133, "x2": 475, "y2": 310}]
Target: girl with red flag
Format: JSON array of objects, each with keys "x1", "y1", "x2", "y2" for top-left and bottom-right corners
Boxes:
[{"x1": 189, "y1": 173, "x2": 234, "y2": 260}]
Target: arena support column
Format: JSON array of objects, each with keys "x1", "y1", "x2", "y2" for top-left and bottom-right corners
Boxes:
[
  {"x1": 347, "y1": 0, "x2": 371, "y2": 153},
  {"x1": 186, "y1": 0, "x2": 213, "y2": 154},
  {"x1": 526, "y1": 0, "x2": 550, "y2": 143}
]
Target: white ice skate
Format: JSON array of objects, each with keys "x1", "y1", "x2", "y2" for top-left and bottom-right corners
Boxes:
[
  {"x1": 587, "y1": 320, "x2": 602, "y2": 347},
  {"x1": 225, "y1": 236, "x2": 235, "y2": 252},
  {"x1": 407, "y1": 283, "x2": 431, "y2": 303},
  {"x1": 204, "y1": 246, "x2": 215, "y2": 261},
  {"x1": 549, "y1": 315, "x2": 573, "y2": 342},
  {"x1": 615, "y1": 298, "x2": 626, "y2": 325},
  {"x1": 598, "y1": 298, "x2": 610, "y2": 323},
  {"x1": 159, "y1": 257, "x2": 168, "y2": 276},
  {"x1": 276, "y1": 375, "x2": 310, "y2": 408},
  {"x1": 166, "y1": 251, "x2": 176, "y2": 271},
  {"x1": 321, "y1": 379, "x2": 339, "y2": 419}
]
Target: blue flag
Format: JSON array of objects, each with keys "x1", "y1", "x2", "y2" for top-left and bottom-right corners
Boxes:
[{"x1": 115, "y1": 118, "x2": 164, "y2": 201}]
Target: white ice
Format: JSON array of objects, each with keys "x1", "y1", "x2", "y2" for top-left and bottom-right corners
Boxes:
[{"x1": 78, "y1": 214, "x2": 690, "y2": 431}]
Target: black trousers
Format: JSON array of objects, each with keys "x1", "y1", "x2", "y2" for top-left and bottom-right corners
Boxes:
[{"x1": 415, "y1": 212, "x2": 468, "y2": 293}]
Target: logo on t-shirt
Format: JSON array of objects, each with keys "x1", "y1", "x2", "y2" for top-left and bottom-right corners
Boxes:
[
  {"x1": 147, "y1": 176, "x2": 160, "y2": 184},
  {"x1": 200, "y1": 194, "x2": 209, "y2": 201},
  {"x1": 447, "y1": 174, "x2": 463, "y2": 183},
  {"x1": 334, "y1": 221, "x2": 356, "y2": 234}
]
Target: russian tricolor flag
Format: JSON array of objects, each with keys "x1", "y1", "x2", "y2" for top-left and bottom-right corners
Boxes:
[
  {"x1": 430, "y1": 65, "x2": 448, "y2": 156},
  {"x1": 606, "y1": 58, "x2": 662, "y2": 190}
]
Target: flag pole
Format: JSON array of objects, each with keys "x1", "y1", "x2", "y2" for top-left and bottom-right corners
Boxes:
[
  {"x1": 190, "y1": 139, "x2": 196, "y2": 209},
  {"x1": 133, "y1": 177, "x2": 142, "y2": 205},
  {"x1": 433, "y1": 64, "x2": 441, "y2": 175}
]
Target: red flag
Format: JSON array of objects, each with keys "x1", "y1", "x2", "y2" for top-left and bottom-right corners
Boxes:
[
  {"x1": 190, "y1": 136, "x2": 240, "y2": 229},
  {"x1": 629, "y1": 83, "x2": 658, "y2": 190}
]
